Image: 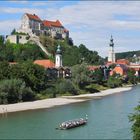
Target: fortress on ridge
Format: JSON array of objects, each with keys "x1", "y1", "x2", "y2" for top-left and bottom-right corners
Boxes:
[
  {"x1": 7, "y1": 13, "x2": 69, "y2": 44},
  {"x1": 17, "y1": 13, "x2": 69, "y2": 39}
]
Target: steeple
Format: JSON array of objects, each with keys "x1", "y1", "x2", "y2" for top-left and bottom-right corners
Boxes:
[
  {"x1": 110, "y1": 35, "x2": 114, "y2": 47},
  {"x1": 55, "y1": 45, "x2": 62, "y2": 68},
  {"x1": 108, "y1": 35, "x2": 115, "y2": 63},
  {"x1": 56, "y1": 45, "x2": 62, "y2": 54}
]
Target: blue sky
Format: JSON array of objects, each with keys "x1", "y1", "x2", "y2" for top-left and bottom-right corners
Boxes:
[{"x1": 0, "y1": 1, "x2": 140, "y2": 57}]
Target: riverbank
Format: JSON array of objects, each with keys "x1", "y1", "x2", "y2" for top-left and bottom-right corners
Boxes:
[{"x1": 0, "y1": 86, "x2": 133, "y2": 114}]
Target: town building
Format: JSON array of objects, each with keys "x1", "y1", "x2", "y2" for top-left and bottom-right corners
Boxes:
[
  {"x1": 108, "y1": 35, "x2": 115, "y2": 63},
  {"x1": 116, "y1": 59, "x2": 130, "y2": 65},
  {"x1": 110, "y1": 64, "x2": 128, "y2": 76},
  {"x1": 33, "y1": 45, "x2": 71, "y2": 78},
  {"x1": 55, "y1": 45, "x2": 63, "y2": 68},
  {"x1": 43, "y1": 20, "x2": 69, "y2": 39},
  {"x1": 34, "y1": 60, "x2": 55, "y2": 68}
]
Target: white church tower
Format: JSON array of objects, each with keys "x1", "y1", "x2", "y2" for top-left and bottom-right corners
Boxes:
[
  {"x1": 108, "y1": 35, "x2": 115, "y2": 63},
  {"x1": 55, "y1": 45, "x2": 62, "y2": 68}
]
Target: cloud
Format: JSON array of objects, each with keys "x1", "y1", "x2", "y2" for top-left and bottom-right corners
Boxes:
[
  {"x1": 1, "y1": 1, "x2": 140, "y2": 57},
  {"x1": 0, "y1": 7, "x2": 44, "y2": 15},
  {"x1": 0, "y1": 20, "x2": 20, "y2": 35},
  {"x1": 9, "y1": 0, "x2": 28, "y2": 4},
  {"x1": 32, "y1": 2, "x2": 48, "y2": 6}
]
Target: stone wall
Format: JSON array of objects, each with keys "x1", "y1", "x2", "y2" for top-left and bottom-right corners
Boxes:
[{"x1": 6, "y1": 35, "x2": 28, "y2": 44}]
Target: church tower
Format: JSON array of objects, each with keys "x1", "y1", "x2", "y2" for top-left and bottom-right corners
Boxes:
[
  {"x1": 108, "y1": 35, "x2": 115, "y2": 63},
  {"x1": 55, "y1": 45, "x2": 62, "y2": 68}
]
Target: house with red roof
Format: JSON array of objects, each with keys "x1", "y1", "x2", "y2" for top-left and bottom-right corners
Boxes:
[
  {"x1": 34, "y1": 59, "x2": 55, "y2": 68},
  {"x1": 17, "y1": 13, "x2": 43, "y2": 36},
  {"x1": 110, "y1": 64, "x2": 128, "y2": 76},
  {"x1": 43, "y1": 20, "x2": 69, "y2": 39},
  {"x1": 116, "y1": 59, "x2": 130, "y2": 65},
  {"x1": 15, "y1": 13, "x2": 69, "y2": 40}
]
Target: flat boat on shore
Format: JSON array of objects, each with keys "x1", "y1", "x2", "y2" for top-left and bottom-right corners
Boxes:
[{"x1": 56, "y1": 115, "x2": 88, "y2": 130}]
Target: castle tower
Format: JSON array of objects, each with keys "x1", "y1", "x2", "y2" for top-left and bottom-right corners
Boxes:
[
  {"x1": 55, "y1": 45, "x2": 62, "y2": 68},
  {"x1": 108, "y1": 35, "x2": 115, "y2": 63}
]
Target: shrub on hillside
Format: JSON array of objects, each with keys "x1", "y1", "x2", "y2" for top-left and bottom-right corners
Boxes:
[
  {"x1": 56, "y1": 79, "x2": 78, "y2": 95},
  {"x1": 107, "y1": 76, "x2": 122, "y2": 88},
  {"x1": 0, "y1": 79, "x2": 35, "y2": 104},
  {"x1": 129, "y1": 102, "x2": 140, "y2": 140},
  {"x1": 10, "y1": 61, "x2": 47, "y2": 92}
]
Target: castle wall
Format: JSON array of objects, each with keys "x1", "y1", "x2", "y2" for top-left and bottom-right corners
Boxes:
[
  {"x1": 6, "y1": 35, "x2": 28, "y2": 44},
  {"x1": 6, "y1": 35, "x2": 18, "y2": 44}
]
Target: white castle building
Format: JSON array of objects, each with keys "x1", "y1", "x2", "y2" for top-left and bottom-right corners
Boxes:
[
  {"x1": 108, "y1": 35, "x2": 116, "y2": 63},
  {"x1": 17, "y1": 13, "x2": 69, "y2": 39},
  {"x1": 7, "y1": 13, "x2": 69, "y2": 44}
]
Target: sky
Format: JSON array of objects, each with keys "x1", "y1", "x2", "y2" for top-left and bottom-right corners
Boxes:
[{"x1": 0, "y1": 0, "x2": 140, "y2": 58}]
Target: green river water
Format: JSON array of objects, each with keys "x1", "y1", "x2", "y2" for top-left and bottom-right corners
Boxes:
[{"x1": 0, "y1": 85, "x2": 140, "y2": 139}]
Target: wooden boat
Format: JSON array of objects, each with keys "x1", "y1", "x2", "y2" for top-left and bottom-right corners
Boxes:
[{"x1": 56, "y1": 115, "x2": 88, "y2": 130}]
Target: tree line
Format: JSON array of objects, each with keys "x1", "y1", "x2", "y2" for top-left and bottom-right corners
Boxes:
[{"x1": 0, "y1": 35, "x2": 139, "y2": 104}]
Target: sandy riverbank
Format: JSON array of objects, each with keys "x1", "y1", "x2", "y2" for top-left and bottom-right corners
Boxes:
[{"x1": 0, "y1": 86, "x2": 133, "y2": 114}]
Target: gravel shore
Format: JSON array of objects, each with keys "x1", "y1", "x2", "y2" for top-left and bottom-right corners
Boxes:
[{"x1": 0, "y1": 86, "x2": 132, "y2": 114}]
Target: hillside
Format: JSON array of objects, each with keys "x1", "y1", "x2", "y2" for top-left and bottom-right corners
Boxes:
[
  {"x1": 0, "y1": 35, "x2": 104, "y2": 66},
  {"x1": 39, "y1": 35, "x2": 104, "y2": 66},
  {"x1": 116, "y1": 50, "x2": 140, "y2": 60}
]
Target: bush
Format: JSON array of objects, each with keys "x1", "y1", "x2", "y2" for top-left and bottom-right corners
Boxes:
[
  {"x1": 56, "y1": 79, "x2": 78, "y2": 95},
  {"x1": 0, "y1": 79, "x2": 35, "y2": 104},
  {"x1": 107, "y1": 76, "x2": 122, "y2": 88},
  {"x1": 10, "y1": 61, "x2": 47, "y2": 92},
  {"x1": 129, "y1": 102, "x2": 140, "y2": 140},
  {"x1": 39, "y1": 87, "x2": 57, "y2": 98}
]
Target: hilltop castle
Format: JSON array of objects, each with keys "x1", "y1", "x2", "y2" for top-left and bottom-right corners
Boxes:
[
  {"x1": 7, "y1": 13, "x2": 69, "y2": 44},
  {"x1": 17, "y1": 13, "x2": 69, "y2": 39}
]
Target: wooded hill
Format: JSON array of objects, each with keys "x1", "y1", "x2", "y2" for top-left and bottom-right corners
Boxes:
[
  {"x1": 0, "y1": 35, "x2": 104, "y2": 66},
  {"x1": 116, "y1": 50, "x2": 140, "y2": 60}
]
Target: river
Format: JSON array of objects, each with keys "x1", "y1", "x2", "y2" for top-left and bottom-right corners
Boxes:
[{"x1": 0, "y1": 85, "x2": 140, "y2": 139}]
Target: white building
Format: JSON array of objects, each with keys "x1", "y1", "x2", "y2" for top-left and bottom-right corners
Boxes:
[
  {"x1": 108, "y1": 35, "x2": 116, "y2": 63},
  {"x1": 16, "y1": 13, "x2": 43, "y2": 36},
  {"x1": 43, "y1": 20, "x2": 69, "y2": 39},
  {"x1": 55, "y1": 45, "x2": 62, "y2": 68},
  {"x1": 16, "y1": 13, "x2": 69, "y2": 39},
  {"x1": 6, "y1": 34, "x2": 29, "y2": 44}
]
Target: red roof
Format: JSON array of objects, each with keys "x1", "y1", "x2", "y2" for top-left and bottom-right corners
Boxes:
[
  {"x1": 88, "y1": 66, "x2": 100, "y2": 71},
  {"x1": 116, "y1": 59, "x2": 130, "y2": 65},
  {"x1": 43, "y1": 20, "x2": 63, "y2": 27},
  {"x1": 34, "y1": 60, "x2": 55, "y2": 68},
  {"x1": 26, "y1": 13, "x2": 41, "y2": 21}
]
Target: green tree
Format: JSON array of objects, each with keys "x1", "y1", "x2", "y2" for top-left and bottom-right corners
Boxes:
[
  {"x1": 129, "y1": 102, "x2": 140, "y2": 140},
  {"x1": 0, "y1": 41, "x2": 14, "y2": 61},
  {"x1": 9, "y1": 61, "x2": 47, "y2": 92},
  {"x1": 92, "y1": 68, "x2": 104, "y2": 84},
  {"x1": 16, "y1": 61, "x2": 47, "y2": 92},
  {"x1": 0, "y1": 61, "x2": 10, "y2": 80},
  {"x1": 13, "y1": 43, "x2": 46, "y2": 61},
  {"x1": 71, "y1": 63, "x2": 92, "y2": 90},
  {"x1": 107, "y1": 73, "x2": 122, "y2": 88},
  {"x1": 0, "y1": 79, "x2": 34, "y2": 104},
  {"x1": 63, "y1": 45, "x2": 81, "y2": 66},
  {"x1": 56, "y1": 79, "x2": 77, "y2": 95},
  {"x1": 11, "y1": 28, "x2": 16, "y2": 35},
  {"x1": 79, "y1": 44, "x2": 103, "y2": 65},
  {"x1": 0, "y1": 35, "x2": 4, "y2": 46},
  {"x1": 127, "y1": 69, "x2": 137, "y2": 84}
]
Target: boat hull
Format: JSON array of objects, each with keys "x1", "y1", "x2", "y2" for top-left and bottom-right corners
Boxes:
[{"x1": 59, "y1": 119, "x2": 87, "y2": 130}]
